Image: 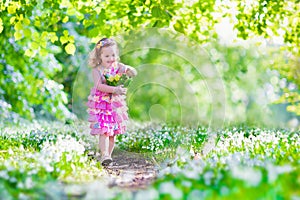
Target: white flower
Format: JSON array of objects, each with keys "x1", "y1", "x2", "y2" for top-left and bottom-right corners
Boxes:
[
  {"x1": 266, "y1": 163, "x2": 294, "y2": 183},
  {"x1": 231, "y1": 165, "x2": 262, "y2": 187},
  {"x1": 45, "y1": 165, "x2": 54, "y2": 172},
  {"x1": 203, "y1": 170, "x2": 214, "y2": 185},
  {"x1": 159, "y1": 182, "x2": 182, "y2": 199},
  {"x1": 0, "y1": 170, "x2": 9, "y2": 180},
  {"x1": 135, "y1": 188, "x2": 159, "y2": 200},
  {"x1": 25, "y1": 177, "x2": 34, "y2": 189}
]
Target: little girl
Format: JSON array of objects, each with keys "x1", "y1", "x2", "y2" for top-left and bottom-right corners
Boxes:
[{"x1": 86, "y1": 38, "x2": 137, "y2": 166}]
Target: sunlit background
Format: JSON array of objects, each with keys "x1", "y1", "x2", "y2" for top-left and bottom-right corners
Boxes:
[
  {"x1": 1, "y1": 0, "x2": 299, "y2": 128},
  {"x1": 0, "y1": 0, "x2": 299, "y2": 199}
]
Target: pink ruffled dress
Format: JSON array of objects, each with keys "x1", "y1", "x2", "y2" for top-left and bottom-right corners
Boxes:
[{"x1": 86, "y1": 66, "x2": 128, "y2": 136}]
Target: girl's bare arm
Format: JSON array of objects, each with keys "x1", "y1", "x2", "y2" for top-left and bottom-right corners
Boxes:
[
  {"x1": 92, "y1": 68, "x2": 116, "y2": 93},
  {"x1": 118, "y1": 63, "x2": 137, "y2": 77}
]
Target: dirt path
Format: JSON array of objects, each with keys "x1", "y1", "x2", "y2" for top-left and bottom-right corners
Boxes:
[
  {"x1": 64, "y1": 150, "x2": 158, "y2": 199},
  {"x1": 101, "y1": 149, "x2": 158, "y2": 190}
]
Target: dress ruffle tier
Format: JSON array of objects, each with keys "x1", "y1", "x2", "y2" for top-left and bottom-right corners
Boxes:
[{"x1": 86, "y1": 87, "x2": 128, "y2": 136}]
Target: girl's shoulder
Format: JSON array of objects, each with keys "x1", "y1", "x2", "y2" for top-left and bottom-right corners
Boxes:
[
  {"x1": 91, "y1": 67, "x2": 99, "y2": 75},
  {"x1": 92, "y1": 67, "x2": 101, "y2": 75},
  {"x1": 92, "y1": 67, "x2": 107, "y2": 77},
  {"x1": 92, "y1": 67, "x2": 98, "y2": 72}
]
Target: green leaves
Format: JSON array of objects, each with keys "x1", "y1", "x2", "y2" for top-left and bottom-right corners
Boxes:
[
  {"x1": 151, "y1": 6, "x2": 161, "y2": 17},
  {"x1": 149, "y1": 126, "x2": 300, "y2": 199},
  {"x1": 62, "y1": 16, "x2": 69, "y2": 23},
  {"x1": 0, "y1": 0, "x2": 299, "y2": 122},
  {"x1": 24, "y1": 49, "x2": 34, "y2": 57},
  {"x1": 173, "y1": 20, "x2": 184, "y2": 33},
  {"x1": 60, "y1": 30, "x2": 76, "y2": 55},
  {"x1": 60, "y1": 31, "x2": 70, "y2": 44},
  {"x1": 49, "y1": 32, "x2": 58, "y2": 43},
  {"x1": 65, "y1": 43, "x2": 76, "y2": 55},
  {"x1": 7, "y1": 4, "x2": 17, "y2": 14},
  {"x1": 0, "y1": 124, "x2": 102, "y2": 197},
  {"x1": 0, "y1": 18, "x2": 3, "y2": 33}
]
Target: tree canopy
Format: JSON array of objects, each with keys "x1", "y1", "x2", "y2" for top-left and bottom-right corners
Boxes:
[{"x1": 0, "y1": 0, "x2": 299, "y2": 124}]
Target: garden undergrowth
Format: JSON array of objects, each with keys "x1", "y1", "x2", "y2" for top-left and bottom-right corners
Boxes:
[{"x1": 0, "y1": 121, "x2": 299, "y2": 199}]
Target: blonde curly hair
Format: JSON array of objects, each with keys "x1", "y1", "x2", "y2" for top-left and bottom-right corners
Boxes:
[{"x1": 88, "y1": 38, "x2": 118, "y2": 68}]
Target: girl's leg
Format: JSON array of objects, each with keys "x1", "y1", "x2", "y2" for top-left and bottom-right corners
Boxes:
[
  {"x1": 99, "y1": 134, "x2": 109, "y2": 157},
  {"x1": 108, "y1": 136, "x2": 115, "y2": 158}
]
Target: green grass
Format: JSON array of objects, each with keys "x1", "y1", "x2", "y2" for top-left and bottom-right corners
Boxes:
[
  {"x1": 0, "y1": 121, "x2": 102, "y2": 199},
  {"x1": 0, "y1": 121, "x2": 299, "y2": 199}
]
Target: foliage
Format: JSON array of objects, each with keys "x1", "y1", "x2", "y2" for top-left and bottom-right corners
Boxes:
[
  {"x1": 116, "y1": 123, "x2": 207, "y2": 160},
  {"x1": 0, "y1": 0, "x2": 299, "y2": 122},
  {"x1": 0, "y1": 122, "x2": 299, "y2": 199},
  {"x1": 117, "y1": 125, "x2": 300, "y2": 199},
  {"x1": 272, "y1": 52, "x2": 300, "y2": 116},
  {"x1": 0, "y1": 0, "x2": 74, "y2": 121},
  {"x1": 216, "y1": 0, "x2": 300, "y2": 117},
  {"x1": 0, "y1": 0, "x2": 199, "y2": 121},
  {"x1": 0, "y1": 122, "x2": 102, "y2": 199}
]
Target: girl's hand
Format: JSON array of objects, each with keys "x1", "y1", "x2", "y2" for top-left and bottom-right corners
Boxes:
[
  {"x1": 126, "y1": 67, "x2": 137, "y2": 77},
  {"x1": 113, "y1": 85, "x2": 127, "y2": 95}
]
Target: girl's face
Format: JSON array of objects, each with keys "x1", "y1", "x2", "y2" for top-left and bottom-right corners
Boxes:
[{"x1": 100, "y1": 46, "x2": 117, "y2": 68}]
